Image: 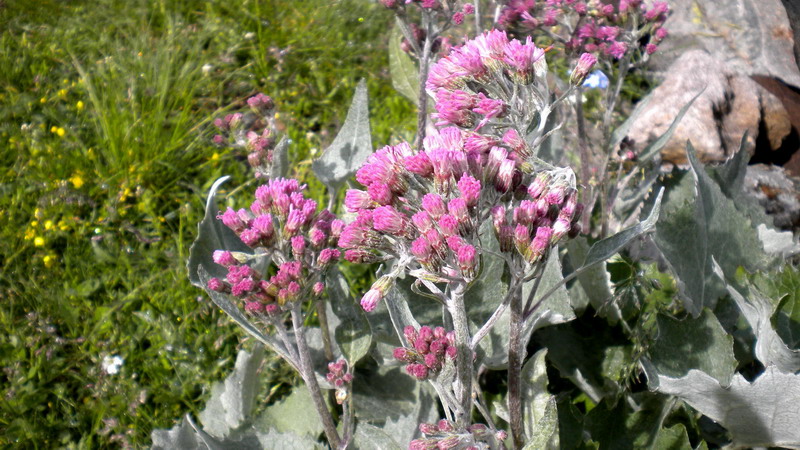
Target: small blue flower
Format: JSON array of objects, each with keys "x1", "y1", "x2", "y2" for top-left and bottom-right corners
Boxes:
[{"x1": 583, "y1": 70, "x2": 609, "y2": 89}]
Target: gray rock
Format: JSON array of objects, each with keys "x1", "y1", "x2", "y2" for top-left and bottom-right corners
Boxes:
[
  {"x1": 745, "y1": 164, "x2": 800, "y2": 231},
  {"x1": 626, "y1": 50, "x2": 791, "y2": 166},
  {"x1": 650, "y1": 0, "x2": 800, "y2": 88}
]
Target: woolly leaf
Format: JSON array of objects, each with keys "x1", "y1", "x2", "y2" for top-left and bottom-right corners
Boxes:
[
  {"x1": 654, "y1": 143, "x2": 767, "y2": 316},
  {"x1": 311, "y1": 78, "x2": 372, "y2": 193},
  {"x1": 255, "y1": 385, "x2": 324, "y2": 439},
  {"x1": 653, "y1": 367, "x2": 800, "y2": 448},
  {"x1": 388, "y1": 23, "x2": 419, "y2": 106},
  {"x1": 582, "y1": 187, "x2": 664, "y2": 268},
  {"x1": 353, "y1": 423, "x2": 404, "y2": 450},
  {"x1": 648, "y1": 309, "x2": 736, "y2": 386},
  {"x1": 753, "y1": 265, "x2": 800, "y2": 349},
  {"x1": 566, "y1": 237, "x2": 613, "y2": 316},
  {"x1": 520, "y1": 349, "x2": 559, "y2": 448},
  {"x1": 713, "y1": 260, "x2": 800, "y2": 372},
  {"x1": 524, "y1": 249, "x2": 575, "y2": 334},
  {"x1": 188, "y1": 176, "x2": 253, "y2": 288},
  {"x1": 200, "y1": 346, "x2": 266, "y2": 438}
]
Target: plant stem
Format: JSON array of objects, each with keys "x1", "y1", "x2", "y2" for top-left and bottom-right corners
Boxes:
[
  {"x1": 447, "y1": 282, "x2": 473, "y2": 426},
  {"x1": 508, "y1": 283, "x2": 524, "y2": 449},
  {"x1": 315, "y1": 300, "x2": 334, "y2": 362},
  {"x1": 291, "y1": 305, "x2": 341, "y2": 448},
  {"x1": 415, "y1": 15, "x2": 434, "y2": 150}
]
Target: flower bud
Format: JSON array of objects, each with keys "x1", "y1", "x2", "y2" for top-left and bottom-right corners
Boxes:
[
  {"x1": 571, "y1": 52, "x2": 597, "y2": 85},
  {"x1": 207, "y1": 277, "x2": 225, "y2": 292},
  {"x1": 213, "y1": 250, "x2": 236, "y2": 267}
]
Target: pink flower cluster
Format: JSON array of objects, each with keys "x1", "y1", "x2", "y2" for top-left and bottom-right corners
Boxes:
[
  {"x1": 492, "y1": 171, "x2": 581, "y2": 264},
  {"x1": 340, "y1": 124, "x2": 580, "y2": 311},
  {"x1": 326, "y1": 359, "x2": 353, "y2": 404},
  {"x1": 427, "y1": 29, "x2": 545, "y2": 94},
  {"x1": 410, "y1": 420, "x2": 507, "y2": 450},
  {"x1": 208, "y1": 178, "x2": 343, "y2": 314},
  {"x1": 212, "y1": 93, "x2": 279, "y2": 177},
  {"x1": 393, "y1": 325, "x2": 457, "y2": 381},
  {"x1": 499, "y1": 0, "x2": 670, "y2": 60}
]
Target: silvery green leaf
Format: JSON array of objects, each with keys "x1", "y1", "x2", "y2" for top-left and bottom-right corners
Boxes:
[
  {"x1": 583, "y1": 187, "x2": 664, "y2": 268},
  {"x1": 327, "y1": 269, "x2": 371, "y2": 365},
  {"x1": 188, "y1": 177, "x2": 253, "y2": 288},
  {"x1": 352, "y1": 365, "x2": 436, "y2": 436},
  {"x1": 648, "y1": 309, "x2": 736, "y2": 386},
  {"x1": 311, "y1": 78, "x2": 372, "y2": 193},
  {"x1": 654, "y1": 143, "x2": 767, "y2": 316},
  {"x1": 388, "y1": 22, "x2": 419, "y2": 106},
  {"x1": 269, "y1": 136, "x2": 290, "y2": 179},
  {"x1": 755, "y1": 265, "x2": 800, "y2": 349},
  {"x1": 525, "y1": 250, "x2": 575, "y2": 334},
  {"x1": 151, "y1": 415, "x2": 204, "y2": 449},
  {"x1": 565, "y1": 237, "x2": 612, "y2": 316},
  {"x1": 653, "y1": 367, "x2": 800, "y2": 448},
  {"x1": 637, "y1": 89, "x2": 704, "y2": 163},
  {"x1": 520, "y1": 349, "x2": 559, "y2": 449},
  {"x1": 712, "y1": 260, "x2": 800, "y2": 372},
  {"x1": 200, "y1": 346, "x2": 266, "y2": 438},
  {"x1": 255, "y1": 429, "x2": 322, "y2": 450},
  {"x1": 353, "y1": 423, "x2": 404, "y2": 450},
  {"x1": 198, "y1": 266, "x2": 299, "y2": 371},
  {"x1": 254, "y1": 385, "x2": 324, "y2": 439}
]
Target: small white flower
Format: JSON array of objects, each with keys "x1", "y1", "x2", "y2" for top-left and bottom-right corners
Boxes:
[
  {"x1": 102, "y1": 355, "x2": 124, "y2": 375},
  {"x1": 244, "y1": 32, "x2": 256, "y2": 40},
  {"x1": 202, "y1": 64, "x2": 214, "y2": 76}
]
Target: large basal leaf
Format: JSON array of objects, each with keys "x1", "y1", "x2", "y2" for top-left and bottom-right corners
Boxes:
[
  {"x1": 753, "y1": 265, "x2": 800, "y2": 349},
  {"x1": 654, "y1": 143, "x2": 767, "y2": 316},
  {"x1": 188, "y1": 176, "x2": 253, "y2": 288},
  {"x1": 652, "y1": 367, "x2": 800, "y2": 448},
  {"x1": 328, "y1": 268, "x2": 372, "y2": 366},
  {"x1": 648, "y1": 309, "x2": 736, "y2": 386},
  {"x1": 525, "y1": 250, "x2": 575, "y2": 335},
  {"x1": 352, "y1": 365, "x2": 437, "y2": 447},
  {"x1": 388, "y1": 22, "x2": 419, "y2": 106},
  {"x1": 200, "y1": 346, "x2": 266, "y2": 438},
  {"x1": 198, "y1": 266, "x2": 299, "y2": 371},
  {"x1": 582, "y1": 188, "x2": 664, "y2": 269},
  {"x1": 353, "y1": 423, "x2": 404, "y2": 450},
  {"x1": 311, "y1": 78, "x2": 372, "y2": 193},
  {"x1": 520, "y1": 349, "x2": 559, "y2": 449},
  {"x1": 565, "y1": 237, "x2": 613, "y2": 316},
  {"x1": 254, "y1": 385, "x2": 324, "y2": 439},
  {"x1": 584, "y1": 393, "x2": 687, "y2": 449},
  {"x1": 713, "y1": 260, "x2": 800, "y2": 372}
]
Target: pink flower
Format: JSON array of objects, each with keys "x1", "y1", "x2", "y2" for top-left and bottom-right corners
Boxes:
[
  {"x1": 373, "y1": 205, "x2": 408, "y2": 235},
  {"x1": 606, "y1": 41, "x2": 628, "y2": 59},
  {"x1": 457, "y1": 174, "x2": 481, "y2": 207},
  {"x1": 570, "y1": 52, "x2": 597, "y2": 85},
  {"x1": 360, "y1": 288, "x2": 383, "y2": 312},
  {"x1": 473, "y1": 93, "x2": 506, "y2": 129}
]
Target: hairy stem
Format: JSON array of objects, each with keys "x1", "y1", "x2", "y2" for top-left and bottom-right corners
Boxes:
[
  {"x1": 415, "y1": 15, "x2": 434, "y2": 150},
  {"x1": 448, "y1": 282, "x2": 473, "y2": 426},
  {"x1": 291, "y1": 305, "x2": 341, "y2": 448},
  {"x1": 508, "y1": 284, "x2": 525, "y2": 449},
  {"x1": 315, "y1": 300, "x2": 334, "y2": 362}
]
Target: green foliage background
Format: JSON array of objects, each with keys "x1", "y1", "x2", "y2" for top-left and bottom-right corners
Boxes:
[{"x1": 0, "y1": 0, "x2": 414, "y2": 446}]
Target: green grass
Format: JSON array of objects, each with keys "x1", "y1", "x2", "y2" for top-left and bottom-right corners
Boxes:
[{"x1": 0, "y1": 0, "x2": 414, "y2": 446}]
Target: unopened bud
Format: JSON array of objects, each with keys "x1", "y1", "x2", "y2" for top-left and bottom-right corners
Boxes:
[{"x1": 571, "y1": 52, "x2": 597, "y2": 85}]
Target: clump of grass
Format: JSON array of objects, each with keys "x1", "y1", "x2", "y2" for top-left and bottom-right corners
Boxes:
[{"x1": 0, "y1": 0, "x2": 414, "y2": 446}]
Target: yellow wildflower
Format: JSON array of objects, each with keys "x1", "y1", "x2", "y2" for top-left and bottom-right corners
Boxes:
[
  {"x1": 56, "y1": 127, "x2": 66, "y2": 137},
  {"x1": 43, "y1": 255, "x2": 56, "y2": 268},
  {"x1": 40, "y1": 97, "x2": 47, "y2": 104},
  {"x1": 34, "y1": 236, "x2": 45, "y2": 247},
  {"x1": 44, "y1": 220, "x2": 54, "y2": 231},
  {"x1": 50, "y1": 126, "x2": 58, "y2": 133},
  {"x1": 69, "y1": 174, "x2": 84, "y2": 189},
  {"x1": 76, "y1": 101, "x2": 85, "y2": 110}
]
